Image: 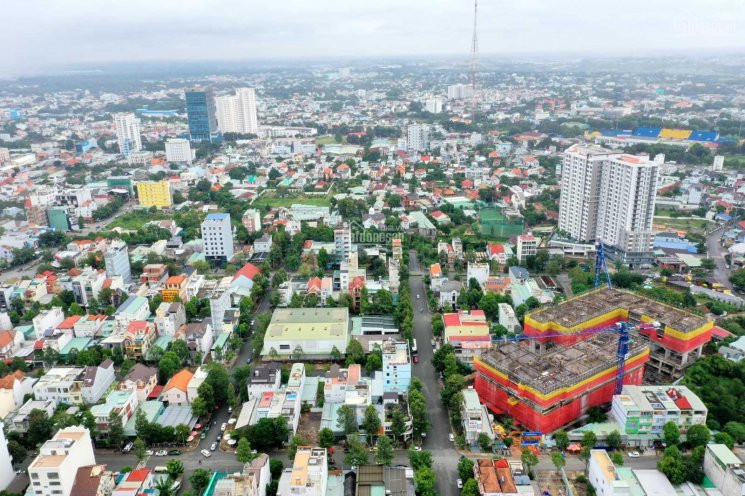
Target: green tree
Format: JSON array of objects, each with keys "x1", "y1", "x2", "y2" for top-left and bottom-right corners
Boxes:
[
  {"x1": 607, "y1": 430, "x2": 622, "y2": 451},
  {"x1": 554, "y1": 430, "x2": 570, "y2": 451},
  {"x1": 336, "y1": 405, "x2": 358, "y2": 436},
  {"x1": 288, "y1": 435, "x2": 305, "y2": 461},
  {"x1": 415, "y1": 467, "x2": 437, "y2": 496},
  {"x1": 319, "y1": 428, "x2": 335, "y2": 449},
  {"x1": 521, "y1": 449, "x2": 539, "y2": 476},
  {"x1": 189, "y1": 468, "x2": 212, "y2": 494},
  {"x1": 663, "y1": 422, "x2": 680, "y2": 446},
  {"x1": 362, "y1": 405, "x2": 381, "y2": 444},
  {"x1": 714, "y1": 432, "x2": 735, "y2": 449},
  {"x1": 27, "y1": 409, "x2": 54, "y2": 447},
  {"x1": 408, "y1": 449, "x2": 433, "y2": 470},
  {"x1": 724, "y1": 421, "x2": 745, "y2": 444},
  {"x1": 461, "y1": 478, "x2": 479, "y2": 496},
  {"x1": 345, "y1": 339, "x2": 365, "y2": 366},
  {"x1": 107, "y1": 414, "x2": 124, "y2": 449},
  {"x1": 551, "y1": 452, "x2": 566, "y2": 471},
  {"x1": 236, "y1": 437, "x2": 255, "y2": 464},
  {"x1": 581, "y1": 431, "x2": 598, "y2": 449},
  {"x1": 344, "y1": 438, "x2": 369, "y2": 466},
  {"x1": 68, "y1": 302, "x2": 85, "y2": 316},
  {"x1": 133, "y1": 438, "x2": 147, "y2": 463},
  {"x1": 375, "y1": 435, "x2": 394, "y2": 466},
  {"x1": 167, "y1": 459, "x2": 184, "y2": 479},
  {"x1": 685, "y1": 424, "x2": 710, "y2": 448},
  {"x1": 175, "y1": 424, "x2": 190, "y2": 444},
  {"x1": 154, "y1": 478, "x2": 174, "y2": 496},
  {"x1": 458, "y1": 457, "x2": 475, "y2": 481},
  {"x1": 7, "y1": 440, "x2": 26, "y2": 463},
  {"x1": 158, "y1": 352, "x2": 181, "y2": 383},
  {"x1": 478, "y1": 433, "x2": 492, "y2": 453},
  {"x1": 390, "y1": 406, "x2": 407, "y2": 443},
  {"x1": 611, "y1": 452, "x2": 625, "y2": 466},
  {"x1": 191, "y1": 396, "x2": 209, "y2": 418}
]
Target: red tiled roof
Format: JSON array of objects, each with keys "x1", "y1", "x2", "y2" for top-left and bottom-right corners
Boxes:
[
  {"x1": 674, "y1": 396, "x2": 692, "y2": 410},
  {"x1": 126, "y1": 468, "x2": 150, "y2": 482},
  {"x1": 57, "y1": 315, "x2": 82, "y2": 329},
  {"x1": 233, "y1": 262, "x2": 261, "y2": 282}
]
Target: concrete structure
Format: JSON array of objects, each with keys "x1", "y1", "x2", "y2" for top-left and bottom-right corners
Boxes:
[
  {"x1": 281, "y1": 447, "x2": 328, "y2": 496},
  {"x1": 589, "y1": 449, "x2": 631, "y2": 496},
  {"x1": 712, "y1": 155, "x2": 725, "y2": 172},
  {"x1": 113, "y1": 112, "x2": 142, "y2": 158},
  {"x1": 334, "y1": 223, "x2": 352, "y2": 263},
  {"x1": 202, "y1": 213, "x2": 234, "y2": 263},
  {"x1": 462, "y1": 388, "x2": 495, "y2": 445},
  {"x1": 703, "y1": 444, "x2": 745, "y2": 496},
  {"x1": 381, "y1": 339, "x2": 411, "y2": 394},
  {"x1": 33, "y1": 307, "x2": 65, "y2": 339},
  {"x1": 0, "y1": 371, "x2": 34, "y2": 419},
  {"x1": 498, "y1": 303, "x2": 521, "y2": 333},
  {"x1": 474, "y1": 331, "x2": 649, "y2": 433},
  {"x1": 558, "y1": 144, "x2": 658, "y2": 267},
  {"x1": 261, "y1": 308, "x2": 350, "y2": 359},
  {"x1": 165, "y1": 138, "x2": 194, "y2": 164},
  {"x1": 524, "y1": 287, "x2": 713, "y2": 379},
  {"x1": 28, "y1": 427, "x2": 96, "y2": 496},
  {"x1": 154, "y1": 301, "x2": 186, "y2": 337},
  {"x1": 120, "y1": 364, "x2": 158, "y2": 403},
  {"x1": 246, "y1": 363, "x2": 281, "y2": 400},
  {"x1": 6, "y1": 399, "x2": 56, "y2": 433},
  {"x1": 447, "y1": 83, "x2": 474, "y2": 100},
  {"x1": 104, "y1": 240, "x2": 131, "y2": 284},
  {"x1": 467, "y1": 262, "x2": 490, "y2": 289},
  {"x1": 81, "y1": 359, "x2": 115, "y2": 404},
  {"x1": 242, "y1": 208, "x2": 262, "y2": 233},
  {"x1": 442, "y1": 310, "x2": 491, "y2": 361},
  {"x1": 424, "y1": 98, "x2": 443, "y2": 114},
  {"x1": 32, "y1": 367, "x2": 85, "y2": 405},
  {"x1": 216, "y1": 87, "x2": 259, "y2": 134},
  {"x1": 162, "y1": 369, "x2": 193, "y2": 405},
  {"x1": 472, "y1": 458, "x2": 519, "y2": 496},
  {"x1": 136, "y1": 180, "x2": 172, "y2": 208},
  {"x1": 186, "y1": 87, "x2": 219, "y2": 142},
  {"x1": 406, "y1": 124, "x2": 429, "y2": 152},
  {"x1": 90, "y1": 389, "x2": 138, "y2": 436},
  {"x1": 516, "y1": 234, "x2": 538, "y2": 262},
  {"x1": 611, "y1": 385, "x2": 707, "y2": 438}
]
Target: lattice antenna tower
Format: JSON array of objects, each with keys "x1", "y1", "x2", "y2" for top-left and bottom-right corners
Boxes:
[{"x1": 469, "y1": 0, "x2": 479, "y2": 124}]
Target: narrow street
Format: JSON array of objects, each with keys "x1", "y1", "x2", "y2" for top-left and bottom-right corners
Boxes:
[{"x1": 706, "y1": 222, "x2": 735, "y2": 290}]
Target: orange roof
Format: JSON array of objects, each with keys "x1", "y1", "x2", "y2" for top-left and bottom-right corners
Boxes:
[
  {"x1": 233, "y1": 262, "x2": 261, "y2": 282},
  {"x1": 163, "y1": 369, "x2": 193, "y2": 393},
  {"x1": 0, "y1": 330, "x2": 14, "y2": 349},
  {"x1": 0, "y1": 370, "x2": 24, "y2": 389},
  {"x1": 165, "y1": 275, "x2": 186, "y2": 285},
  {"x1": 57, "y1": 315, "x2": 82, "y2": 329},
  {"x1": 430, "y1": 264, "x2": 442, "y2": 277}
]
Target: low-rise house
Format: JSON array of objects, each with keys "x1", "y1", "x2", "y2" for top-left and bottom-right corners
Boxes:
[
  {"x1": 186, "y1": 366, "x2": 208, "y2": 404},
  {"x1": 498, "y1": 303, "x2": 521, "y2": 333},
  {"x1": 154, "y1": 301, "x2": 186, "y2": 337},
  {"x1": 162, "y1": 369, "x2": 193, "y2": 405},
  {"x1": 123, "y1": 321, "x2": 156, "y2": 360},
  {"x1": 81, "y1": 359, "x2": 115, "y2": 404},
  {"x1": 442, "y1": 310, "x2": 491, "y2": 361},
  {"x1": 6, "y1": 398, "x2": 56, "y2": 432},
  {"x1": 70, "y1": 465, "x2": 116, "y2": 496},
  {"x1": 0, "y1": 371, "x2": 35, "y2": 419},
  {"x1": 430, "y1": 263, "x2": 444, "y2": 292},
  {"x1": 462, "y1": 388, "x2": 495, "y2": 445},
  {"x1": 32, "y1": 367, "x2": 85, "y2": 405},
  {"x1": 439, "y1": 280, "x2": 462, "y2": 309},
  {"x1": 182, "y1": 322, "x2": 213, "y2": 363},
  {"x1": 90, "y1": 389, "x2": 138, "y2": 436},
  {"x1": 0, "y1": 330, "x2": 22, "y2": 359},
  {"x1": 703, "y1": 444, "x2": 745, "y2": 496},
  {"x1": 120, "y1": 364, "x2": 158, "y2": 403},
  {"x1": 247, "y1": 363, "x2": 281, "y2": 400}
]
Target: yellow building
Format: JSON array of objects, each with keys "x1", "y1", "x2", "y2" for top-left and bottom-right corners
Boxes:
[{"x1": 136, "y1": 180, "x2": 172, "y2": 208}]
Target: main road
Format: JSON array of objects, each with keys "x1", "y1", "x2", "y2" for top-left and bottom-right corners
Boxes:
[
  {"x1": 409, "y1": 250, "x2": 460, "y2": 496},
  {"x1": 706, "y1": 221, "x2": 736, "y2": 291}
]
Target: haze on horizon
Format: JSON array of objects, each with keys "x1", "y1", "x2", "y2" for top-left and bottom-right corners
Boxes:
[{"x1": 3, "y1": 0, "x2": 745, "y2": 77}]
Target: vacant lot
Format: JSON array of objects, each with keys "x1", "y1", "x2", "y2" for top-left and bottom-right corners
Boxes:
[{"x1": 252, "y1": 194, "x2": 331, "y2": 209}]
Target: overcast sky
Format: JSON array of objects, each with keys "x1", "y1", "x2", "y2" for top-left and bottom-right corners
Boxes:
[{"x1": 3, "y1": 0, "x2": 745, "y2": 76}]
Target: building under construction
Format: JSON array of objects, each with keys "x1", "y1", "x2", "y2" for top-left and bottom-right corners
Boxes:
[
  {"x1": 524, "y1": 287, "x2": 714, "y2": 379},
  {"x1": 474, "y1": 332, "x2": 649, "y2": 433}
]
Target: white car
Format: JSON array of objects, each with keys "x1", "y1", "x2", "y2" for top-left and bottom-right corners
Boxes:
[
  {"x1": 413, "y1": 446, "x2": 422, "y2": 451},
  {"x1": 201, "y1": 449, "x2": 212, "y2": 458},
  {"x1": 145, "y1": 449, "x2": 154, "y2": 456},
  {"x1": 220, "y1": 423, "x2": 227, "y2": 432},
  {"x1": 628, "y1": 451, "x2": 640, "y2": 458},
  {"x1": 210, "y1": 442, "x2": 217, "y2": 451},
  {"x1": 449, "y1": 433, "x2": 455, "y2": 442},
  {"x1": 457, "y1": 479, "x2": 463, "y2": 489},
  {"x1": 417, "y1": 294, "x2": 421, "y2": 299},
  {"x1": 155, "y1": 450, "x2": 168, "y2": 457}
]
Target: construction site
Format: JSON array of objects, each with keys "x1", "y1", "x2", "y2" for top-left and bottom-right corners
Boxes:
[
  {"x1": 474, "y1": 332, "x2": 649, "y2": 433},
  {"x1": 524, "y1": 287, "x2": 714, "y2": 379}
]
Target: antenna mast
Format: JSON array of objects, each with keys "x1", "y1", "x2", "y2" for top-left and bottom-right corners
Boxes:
[{"x1": 469, "y1": 0, "x2": 479, "y2": 125}]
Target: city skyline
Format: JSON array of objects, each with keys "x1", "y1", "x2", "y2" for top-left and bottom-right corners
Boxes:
[{"x1": 3, "y1": 0, "x2": 745, "y2": 77}]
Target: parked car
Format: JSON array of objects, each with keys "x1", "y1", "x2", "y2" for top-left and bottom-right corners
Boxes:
[
  {"x1": 457, "y1": 479, "x2": 463, "y2": 489},
  {"x1": 228, "y1": 406, "x2": 233, "y2": 413},
  {"x1": 413, "y1": 355, "x2": 419, "y2": 363},
  {"x1": 155, "y1": 450, "x2": 168, "y2": 457},
  {"x1": 168, "y1": 450, "x2": 182, "y2": 456},
  {"x1": 145, "y1": 450, "x2": 154, "y2": 456},
  {"x1": 122, "y1": 442, "x2": 133, "y2": 453},
  {"x1": 628, "y1": 451, "x2": 640, "y2": 458},
  {"x1": 220, "y1": 423, "x2": 227, "y2": 432},
  {"x1": 201, "y1": 449, "x2": 211, "y2": 458},
  {"x1": 210, "y1": 442, "x2": 217, "y2": 451},
  {"x1": 449, "y1": 433, "x2": 455, "y2": 442},
  {"x1": 413, "y1": 446, "x2": 422, "y2": 451}
]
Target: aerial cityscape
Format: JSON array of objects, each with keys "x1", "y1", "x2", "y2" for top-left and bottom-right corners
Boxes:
[{"x1": 0, "y1": 1, "x2": 744, "y2": 496}]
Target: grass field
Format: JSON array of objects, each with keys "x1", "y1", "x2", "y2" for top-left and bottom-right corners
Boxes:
[
  {"x1": 653, "y1": 216, "x2": 712, "y2": 234},
  {"x1": 107, "y1": 211, "x2": 165, "y2": 230},
  {"x1": 315, "y1": 136, "x2": 338, "y2": 145},
  {"x1": 252, "y1": 194, "x2": 332, "y2": 209}
]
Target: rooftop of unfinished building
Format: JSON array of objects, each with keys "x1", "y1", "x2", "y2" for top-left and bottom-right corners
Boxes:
[
  {"x1": 479, "y1": 332, "x2": 648, "y2": 395},
  {"x1": 527, "y1": 287, "x2": 709, "y2": 333}
]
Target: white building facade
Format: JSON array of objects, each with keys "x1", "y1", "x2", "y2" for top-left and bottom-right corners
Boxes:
[
  {"x1": 202, "y1": 213, "x2": 234, "y2": 263},
  {"x1": 113, "y1": 112, "x2": 142, "y2": 158},
  {"x1": 165, "y1": 138, "x2": 194, "y2": 164}
]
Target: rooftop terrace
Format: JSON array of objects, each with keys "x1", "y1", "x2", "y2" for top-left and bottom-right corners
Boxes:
[{"x1": 528, "y1": 287, "x2": 709, "y2": 333}]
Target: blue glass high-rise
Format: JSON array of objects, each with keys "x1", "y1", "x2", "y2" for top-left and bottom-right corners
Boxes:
[{"x1": 185, "y1": 87, "x2": 219, "y2": 142}]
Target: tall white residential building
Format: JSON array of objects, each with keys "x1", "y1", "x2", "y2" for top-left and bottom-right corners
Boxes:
[
  {"x1": 216, "y1": 88, "x2": 259, "y2": 134},
  {"x1": 334, "y1": 223, "x2": 352, "y2": 263},
  {"x1": 407, "y1": 124, "x2": 429, "y2": 152},
  {"x1": 201, "y1": 213, "x2": 234, "y2": 263},
  {"x1": 0, "y1": 424, "x2": 14, "y2": 491},
  {"x1": 424, "y1": 98, "x2": 443, "y2": 113},
  {"x1": 28, "y1": 426, "x2": 96, "y2": 496},
  {"x1": 558, "y1": 144, "x2": 658, "y2": 267},
  {"x1": 712, "y1": 155, "x2": 724, "y2": 171},
  {"x1": 447, "y1": 83, "x2": 474, "y2": 100},
  {"x1": 595, "y1": 154, "x2": 658, "y2": 267},
  {"x1": 104, "y1": 240, "x2": 131, "y2": 284},
  {"x1": 113, "y1": 112, "x2": 142, "y2": 158},
  {"x1": 165, "y1": 138, "x2": 194, "y2": 164}
]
